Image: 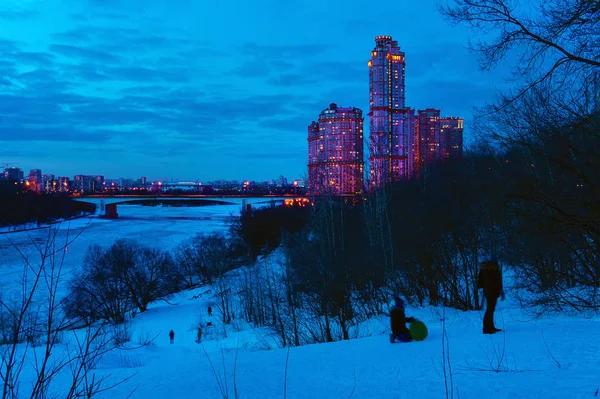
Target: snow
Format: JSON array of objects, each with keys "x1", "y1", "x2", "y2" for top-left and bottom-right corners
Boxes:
[
  {"x1": 1, "y1": 202, "x2": 599, "y2": 398},
  {"x1": 88, "y1": 286, "x2": 600, "y2": 399},
  {"x1": 0, "y1": 199, "x2": 278, "y2": 296}
]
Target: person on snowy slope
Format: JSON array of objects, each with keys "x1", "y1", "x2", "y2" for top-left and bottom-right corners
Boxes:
[
  {"x1": 389, "y1": 297, "x2": 415, "y2": 343},
  {"x1": 477, "y1": 253, "x2": 505, "y2": 334}
]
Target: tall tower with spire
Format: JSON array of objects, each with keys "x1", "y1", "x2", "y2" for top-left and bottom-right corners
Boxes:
[{"x1": 368, "y1": 35, "x2": 414, "y2": 186}]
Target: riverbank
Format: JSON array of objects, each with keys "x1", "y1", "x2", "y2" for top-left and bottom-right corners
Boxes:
[{"x1": 0, "y1": 212, "x2": 94, "y2": 235}]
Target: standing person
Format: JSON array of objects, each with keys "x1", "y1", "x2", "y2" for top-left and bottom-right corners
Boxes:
[
  {"x1": 477, "y1": 254, "x2": 505, "y2": 334},
  {"x1": 208, "y1": 306, "x2": 212, "y2": 317},
  {"x1": 169, "y1": 330, "x2": 175, "y2": 344},
  {"x1": 389, "y1": 297, "x2": 415, "y2": 343},
  {"x1": 196, "y1": 327, "x2": 203, "y2": 343}
]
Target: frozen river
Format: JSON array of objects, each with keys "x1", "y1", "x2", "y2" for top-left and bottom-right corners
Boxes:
[{"x1": 0, "y1": 198, "x2": 280, "y2": 296}]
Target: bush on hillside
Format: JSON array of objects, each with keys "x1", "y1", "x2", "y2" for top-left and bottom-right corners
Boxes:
[
  {"x1": 173, "y1": 232, "x2": 242, "y2": 289},
  {"x1": 65, "y1": 239, "x2": 177, "y2": 324}
]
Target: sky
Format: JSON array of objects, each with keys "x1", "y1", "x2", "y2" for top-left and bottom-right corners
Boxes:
[{"x1": 0, "y1": 0, "x2": 504, "y2": 181}]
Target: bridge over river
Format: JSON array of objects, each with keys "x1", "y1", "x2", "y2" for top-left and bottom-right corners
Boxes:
[{"x1": 74, "y1": 196, "x2": 287, "y2": 218}]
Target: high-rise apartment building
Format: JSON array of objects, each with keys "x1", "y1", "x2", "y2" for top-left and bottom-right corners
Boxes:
[
  {"x1": 59, "y1": 176, "x2": 70, "y2": 192},
  {"x1": 368, "y1": 35, "x2": 413, "y2": 186},
  {"x1": 308, "y1": 103, "x2": 364, "y2": 196},
  {"x1": 415, "y1": 111, "x2": 465, "y2": 169},
  {"x1": 440, "y1": 117, "x2": 464, "y2": 159},
  {"x1": 4, "y1": 167, "x2": 24, "y2": 181},
  {"x1": 28, "y1": 169, "x2": 42, "y2": 191},
  {"x1": 368, "y1": 35, "x2": 464, "y2": 182},
  {"x1": 72, "y1": 175, "x2": 103, "y2": 193},
  {"x1": 416, "y1": 108, "x2": 442, "y2": 167}
]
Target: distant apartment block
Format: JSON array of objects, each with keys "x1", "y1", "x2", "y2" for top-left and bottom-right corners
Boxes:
[
  {"x1": 416, "y1": 108, "x2": 442, "y2": 166},
  {"x1": 440, "y1": 117, "x2": 464, "y2": 159},
  {"x1": 4, "y1": 167, "x2": 24, "y2": 181},
  {"x1": 73, "y1": 175, "x2": 104, "y2": 193},
  {"x1": 308, "y1": 103, "x2": 364, "y2": 196},
  {"x1": 28, "y1": 169, "x2": 42, "y2": 191},
  {"x1": 59, "y1": 176, "x2": 70, "y2": 192}
]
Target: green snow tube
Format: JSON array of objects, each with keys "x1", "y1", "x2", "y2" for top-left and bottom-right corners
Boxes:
[{"x1": 409, "y1": 320, "x2": 428, "y2": 341}]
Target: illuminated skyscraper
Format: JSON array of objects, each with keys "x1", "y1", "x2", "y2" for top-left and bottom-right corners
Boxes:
[
  {"x1": 440, "y1": 117, "x2": 464, "y2": 159},
  {"x1": 415, "y1": 111, "x2": 465, "y2": 169},
  {"x1": 368, "y1": 35, "x2": 413, "y2": 186},
  {"x1": 367, "y1": 35, "x2": 465, "y2": 183},
  {"x1": 307, "y1": 103, "x2": 364, "y2": 196},
  {"x1": 416, "y1": 108, "x2": 442, "y2": 167},
  {"x1": 28, "y1": 169, "x2": 42, "y2": 191}
]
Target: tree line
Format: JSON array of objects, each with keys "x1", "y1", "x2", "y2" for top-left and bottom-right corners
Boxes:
[{"x1": 0, "y1": 183, "x2": 94, "y2": 227}]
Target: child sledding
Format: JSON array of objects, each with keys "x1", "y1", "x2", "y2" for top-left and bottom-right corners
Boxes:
[{"x1": 389, "y1": 297, "x2": 428, "y2": 343}]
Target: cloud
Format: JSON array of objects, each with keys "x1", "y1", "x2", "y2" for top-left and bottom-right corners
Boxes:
[
  {"x1": 8, "y1": 51, "x2": 55, "y2": 65},
  {"x1": 231, "y1": 61, "x2": 270, "y2": 78},
  {"x1": 49, "y1": 44, "x2": 120, "y2": 63},
  {"x1": 0, "y1": 126, "x2": 116, "y2": 143},
  {"x1": 107, "y1": 66, "x2": 191, "y2": 83},
  {"x1": 266, "y1": 73, "x2": 318, "y2": 87},
  {"x1": 0, "y1": 9, "x2": 40, "y2": 20},
  {"x1": 258, "y1": 116, "x2": 310, "y2": 132},
  {"x1": 241, "y1": 43, "x2": 331, "y2": 59},
  {"x1": 306, "y1": 61, "x2": 366, "y2": 83},
  {"x1": 0, "y1": 39, "x2": 21, "y2": 53}
]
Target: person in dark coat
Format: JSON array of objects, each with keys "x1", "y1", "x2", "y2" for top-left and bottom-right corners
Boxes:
[
  {"x1": 389, "y1": 297, "x2": 415, "y2": 343},
  {"x1": 169, "y1": 330, "x2": 175, "y2": 344},
  {"x1": 208, "y1": 306, "x2": 212, "y2": 317},
  {"x1": 477, "y1": 254, "x2": 505, "y2": 334}
]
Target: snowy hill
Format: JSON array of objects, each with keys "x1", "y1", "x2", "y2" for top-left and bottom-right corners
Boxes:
[
  {"x1": 2, "y1": 214, "x2": 599, "y2": 398},
  {"x1": 88, "y1": 268, "x2": 600, "y2": 399}
]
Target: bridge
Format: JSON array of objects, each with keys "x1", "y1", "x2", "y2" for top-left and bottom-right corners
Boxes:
[{"x1": 74, "y1": 196, "x2": 286, "y2": 218}]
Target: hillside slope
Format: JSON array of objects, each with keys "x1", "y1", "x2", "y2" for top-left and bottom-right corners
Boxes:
[{"x1": 95, "y1": 283, "x2": 600, "y2": 399}]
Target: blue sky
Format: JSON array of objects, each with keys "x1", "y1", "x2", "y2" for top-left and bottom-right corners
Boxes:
[{"x1": 0, "y1": 0, "x2": 503, "y2": 181}]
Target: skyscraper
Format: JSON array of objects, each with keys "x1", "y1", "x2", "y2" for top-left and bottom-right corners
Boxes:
[
  {"x1": 414, "y1": 111, "x2": 465, "y2": 169},
  {"x1": 368, "y1": 35, "x2": 413, "y2": 186},
  {"x1": 440, "y1": 117, "x2": 464, "y2": 159},
  {"x1": 308, "y1": 103, "x2": 364, "y2": 196},
  {"x1": 416, "y1": 108, "x2": 442, "y2": 167}
]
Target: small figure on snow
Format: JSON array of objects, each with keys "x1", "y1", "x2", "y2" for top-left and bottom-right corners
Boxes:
[
  {"x1": 477, "y1": 253, "x2": 505, "y2": 334},
  {"x1": 208, "y1": 306, "x2": 212, "y2": 317},
  {"x1": 169, "y1": 330, "x2": 175, "y2": 344},
  {"x1": 389, "y1": 297, "x2": 415, "y2": 343},
  {"x1": 196, "y1": 327, "x2": 203, "y2": 343}
]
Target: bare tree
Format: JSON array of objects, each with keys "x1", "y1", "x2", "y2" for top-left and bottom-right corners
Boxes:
[
  {"x1": 66, "y1": 244, "x2": 132, "y2": 324},
  {"x1": 124, "y1": 247, "x2": 176, "y2": 313},
  {"x1": 66, "y1": 239, "x2": 177, "y2": 323},
  {"x1": 439, "y1": 0, "x2": 600, "y2": 107},
  {"x1": 0, "y1": 226, "x2": 126, "y2": 398}
]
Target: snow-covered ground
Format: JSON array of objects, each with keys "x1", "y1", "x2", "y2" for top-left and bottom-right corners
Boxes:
[
  {"x1": 2, "y1": 203, "x2": 599, "y2": 398},
  {"x1": 88, "y1": 277, "x2": 599, "y2": 399}
]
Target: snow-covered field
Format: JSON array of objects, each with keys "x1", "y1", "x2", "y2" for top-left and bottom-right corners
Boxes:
[
  {"x1": 2, "y1": 202, "x2": 599, "y2": 398},
  {"x1": 90, "y1": 278, "x2": 600, "y2": 399}
]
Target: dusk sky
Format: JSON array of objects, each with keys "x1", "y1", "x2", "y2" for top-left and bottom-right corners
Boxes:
[{"x1": 0, "y1": 0, "x2": 505, "y2": 181}]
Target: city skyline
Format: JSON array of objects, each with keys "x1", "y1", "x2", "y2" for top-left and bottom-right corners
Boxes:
[
  {"x1": 0, "y1": 0, "x2": 505, "y2": 181},
  {"x1": 308, "y1": 36, "x2": 464, "y2": 195}
]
